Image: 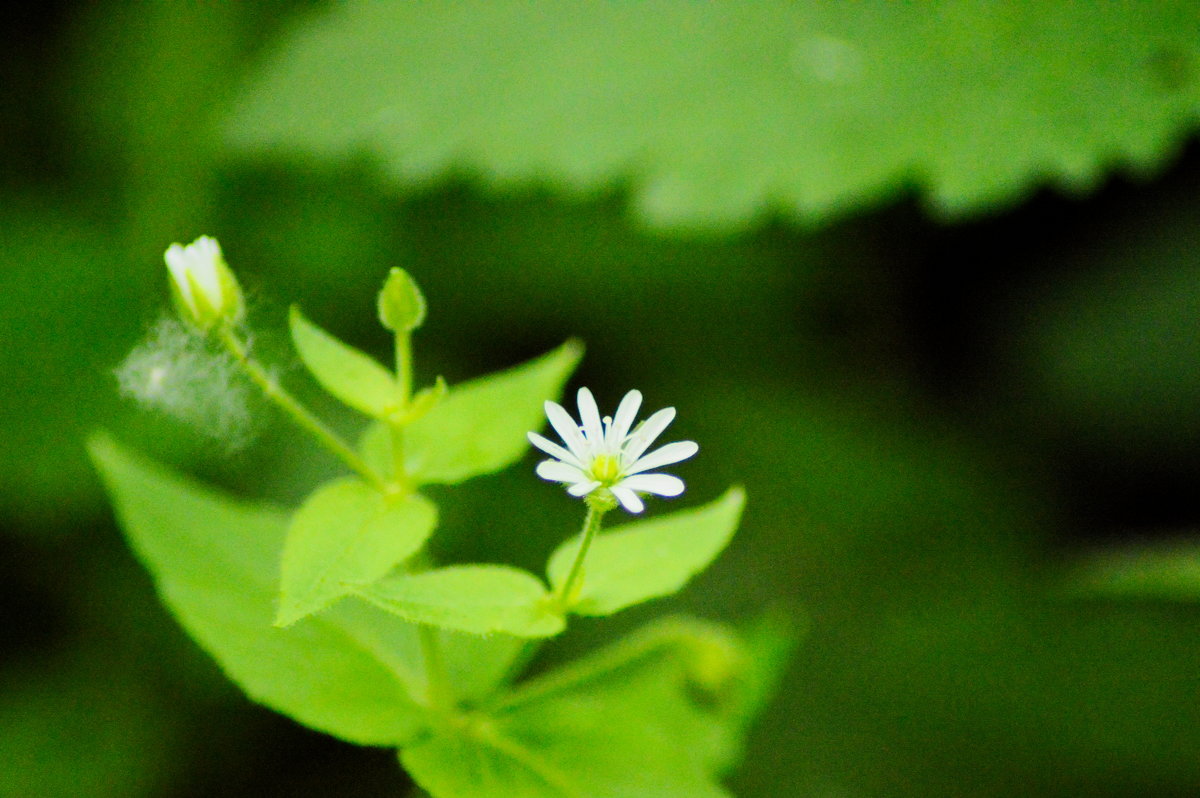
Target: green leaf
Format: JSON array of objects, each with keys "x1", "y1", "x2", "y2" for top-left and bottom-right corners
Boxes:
[
  {"x1": 88, "y1": 433, "x2": 427, "y2": 746},
  {"x1": 370, "y1": 339, "x2": 582, "y2": 485},
  {"x1": 402, "y1": 616, "x2": 773, "y2": 798},
  {"x1": 357, "y1": 565, "x2": 565, "y2": 638},
  {"x1": 289, "y1": 305, "x2": 398, "y2": 418},
  {"x1": 276, "y1": 478, "x2": 437, "y2": 627},
  {"x1": 378, "y1": 267, "x2": 427, "y2": 332},
  {"x1": 227, "y1": 3, "x2": 1200, "y2": 231},
  {"x1": 547, "y1": 487, "x2": 745, "y2": 616},
  {"x1": 1070, "y1": 540, "x2": 1200, "y2": 600},
  {"x1": 439, "y1": 629, "x2": 528, "y2": 703}
]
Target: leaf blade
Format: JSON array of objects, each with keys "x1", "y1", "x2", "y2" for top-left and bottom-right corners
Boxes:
[
  {"x1": 547, "y1": 487, "x2": 745, "y2": 616},
  {"x1": 88, "y1": 433, "x2": 426, "y2": 746},
  {"x1": 276, "y1": 478, "x2": 438, "y2": 627},
  {"x1": 401, "y1": 340, "x2": 583, "y2": 485},
  {"x1": 227, "y1": 3, "x2": 1200, "y2": 230},
  {"x1": 402, "y1": 616, "x2": 782, "y2": 798},
  {"x1": 357, "y1": 565, "x2": 564, "y2": 638},
  {"x1": 289, "y1": 305, "x2": 398, "y2": 418}
]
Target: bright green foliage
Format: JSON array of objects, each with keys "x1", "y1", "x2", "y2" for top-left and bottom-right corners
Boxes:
[
  {"x1": 439, "y1": 630, "x2": 528, "y2": 704},
  {"x1": 362, "y1": 340, "x2": 583, "y2": 484},
  {"x1": 276, "y1": 478, "x2": 437, "y2": 627},
  {"x1": 226, "y1": 2, "x2": 1200, "y2": 230},
  {"x1": 402, "y1": 617, "x2": 783, "y2": 798},
  {"x1": 1072, "y1": 541, "x2": 1200, "y2": 600},
  {"x1": 87, "y1": 434, "x2": 426, "y2": 746},
  {"x1": 548, "y1": 487, "x2": 745, "y2": 616},
  {"x1": 401, "y1": 375, "x2": 449, "y2": 424},
  {"x1": 357, "y1": 565, "x2": 564, "y2": 638},
  {"x1": 289, "y1": 305, "x2": 399, "y2": 418},
  {"x1": 378, "y1": 267, "x2": 427, "y2": 332}
]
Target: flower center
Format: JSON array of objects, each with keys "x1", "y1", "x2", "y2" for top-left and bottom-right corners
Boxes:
[{"x1": 589, "y1": 453, "x2": 621, "y2": 484}]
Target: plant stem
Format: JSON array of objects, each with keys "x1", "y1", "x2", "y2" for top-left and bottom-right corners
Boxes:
[
  {"x1": 418, "y1": 624, "x2": 452, "y2": 711},
  {"x1": 386, "y1": 329, "x2": 416, "y2": 482},
  {"x1": 554, "y1": 502, "x2": 607, "y2": 608},
  {"x1": 216, "y1": 325, "x2": 389, "y2": 492},
  {"x1": 395, "y1": 330, "x2": 413, "y2": 407}
]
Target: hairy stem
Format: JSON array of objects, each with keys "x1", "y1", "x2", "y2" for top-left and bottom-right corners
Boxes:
[
  {"x1": 418, "y1": 625, "x2": 452, "y2": 711},
  {"x1": 216, "y1": 325, "x2": 389, "y2": 492},
  {"x1": 554, "y1": 502, "x2": 607, "y2": 609}
]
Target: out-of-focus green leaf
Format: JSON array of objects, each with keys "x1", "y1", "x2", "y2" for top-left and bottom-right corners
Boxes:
[
  {"x1": 402, "y1": 616, "x2": 779, "y2": 798},
  {"x1": 547, "y1": 488, "x2": 745, "y2": 616},
  {"x1": 439, "y1": 630, "x2": 528, "y2": 703},
  {"x1": 276, "y1": 477, "x2": 437, "y2": 626},
  {"x1": 228, "y1": 2, "x2": 1200, "y2": 230},
  {"x1": 1070, "y1": 539, "x2": 1200, "y2": 600},
  {"x1": 88, "y1": 433, "x2": 426, "y2": 746},
  {"x1": 290, "y1": 305, "x2": 399, "y2": 418},
  {"x1": 357, "y1": 565, "x2": 564, "y2": 638},
  {"x1": 361, "y1": 340, "x2": 582, "y2": 485}
]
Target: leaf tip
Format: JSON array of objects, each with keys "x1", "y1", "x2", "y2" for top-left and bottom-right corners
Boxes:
[
  {"x1": 558, "y1": 337, "x2": 585, "y2": 364},
  {"x1": 721, "y1": 484, "x2": 747, "y2": 514},
  {"x1": 84, "y1": 429, "x2": 117, "y2": 466}
]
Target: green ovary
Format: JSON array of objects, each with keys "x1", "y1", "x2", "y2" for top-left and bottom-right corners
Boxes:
[{"x1": 590, "y1": 454, "x2": 621, "y2": 484}]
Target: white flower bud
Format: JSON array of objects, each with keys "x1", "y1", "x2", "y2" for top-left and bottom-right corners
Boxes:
[{"x1": 164, "y1": 236, "x2": 244, "y2": 331}]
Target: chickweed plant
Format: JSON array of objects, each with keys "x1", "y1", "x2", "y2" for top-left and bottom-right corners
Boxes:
[{"x1": 90, "y1": 237, "x2": 792, "y2": 797}]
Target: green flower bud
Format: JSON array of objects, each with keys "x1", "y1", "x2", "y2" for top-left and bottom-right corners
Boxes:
[{"x1": 164, "y1": 236, "x2": 244, "y2": 331}]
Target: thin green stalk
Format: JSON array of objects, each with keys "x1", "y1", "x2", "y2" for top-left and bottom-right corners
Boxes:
[
  {"x1": 418, "y1": 625, "x2": 452, "y2": 711},
  {"x1": 389, "y1": 329, "x2": 414, "y2": 486},
  {"x1": 216, "y1": 325, "x2": 389, "y2": 492},
  {"x1": 395, "y1": 329, "x2": 413, "y2": 408},
  {"x1": 554, "y1": 502, "x2": 607, "y2": 608}
]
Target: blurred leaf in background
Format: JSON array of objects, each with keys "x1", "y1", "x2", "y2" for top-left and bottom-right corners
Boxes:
[{"x1": 227, "y1": 1, "x2": 1200, "y2": 230}]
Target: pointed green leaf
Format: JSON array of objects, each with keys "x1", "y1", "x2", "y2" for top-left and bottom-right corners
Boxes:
[
  {"x1": 548, "y1": 487, "x2": 745, "y2": 616},
  {"x1": 399, "y1": 339, "x2": 582, "y2": 485},
  {"x1": 87, "y1": 433, "x2": 426, "y2": 746},
  {"x1": 402, "y1": 616, "x2": 770, "y2": 798},
  {"x1": 276, "y1": 478, "x2": 437, "y2": 627},
  {"x1": 399, "y1": 375, "x2": 448, "y2": 423},
  {"x1": 289, "y1": 305, "x2": 398, "y2": 418},
  {"x1": 378, "y1": 267, "x2": 427, "y2": 332},
  {"x1": 357, "y1": 565, "x2": 564, "y2": 638}
]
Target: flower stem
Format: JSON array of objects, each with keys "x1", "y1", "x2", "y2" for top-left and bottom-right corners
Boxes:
[
  {"x1": 389, "y1": 329, "x2": 413, "y2": 481},
  {"x1": 395, "y1": 330, "x2": 413, "y2": 408},
  {"x1": 418, "y1": 624, "x2": 452, "y2": 711},
  {"x1": 216, "y1": 325, "x2": 390, "y2": 492},
  {"x1": 554, "y1": 502, "x2": 607, "y2": 609}
]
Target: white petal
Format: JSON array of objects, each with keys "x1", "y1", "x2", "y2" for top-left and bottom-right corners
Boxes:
[
  {"x1": 626, "y1": 441, "x2": 698, "y2": 475},
  {"x1": 189, "y1": 238, "x2": 224, "y2": 303},
  {"x1": 610, "y1": 486, "x2": 645, "y2": 513},
  {"x1": 545, "y1": 400, "x2": 590, "y2": 460},
  {"x1": 527, "y1": 431, "x2": 584, "y2": 468},
  {"x1": 618, "y1": 473, "x2": 685, "y2": 497},
  {"x1": 607, "y1": 389, "x2": 642, "y2": 447},
  {"x1": 536, "y1": 459, "x2": 587, "y2": 484},
  {"x1": 164, "y1": 245, "x2": 196, "y2": 309},
  {"x1": 576, "y1": 387, "x2": 604, "y2": 447},
  {"x1": 567, "y1": 479, "x2": 602, "y2": 497},
  {"x1": 622, "y1": 407, "x2": 675, "y2": 463}
]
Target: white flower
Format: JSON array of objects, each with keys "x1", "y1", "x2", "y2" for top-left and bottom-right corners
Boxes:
[
  {"x1": 164, "y1": 236, "x2": 243, "y2": 330},
  {"x1": 528, "y1": 388, "x2": 698, "y2": 513}
]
